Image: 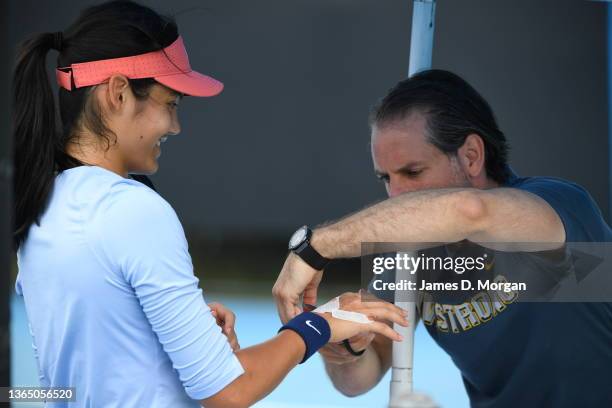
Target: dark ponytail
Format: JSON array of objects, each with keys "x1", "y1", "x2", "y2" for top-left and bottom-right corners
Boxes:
[
  {"x1": 12, "y1": 0, "x2": 179, "y2": 250},
  {"x1": 12, "y1": 33, "x2": 61, "y2": 251}
]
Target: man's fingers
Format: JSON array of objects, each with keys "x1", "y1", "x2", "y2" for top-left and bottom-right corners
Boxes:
[
  {"x1": 273, "y1": 286, "x2": 302, "y2": 324},
  {"x1": 273, "y1": 254, "x2": 323, "y2": 324},
  {"x1": 321, "y1": 353, "x2": 358, "y2": 365},
  {"x1": 273, "y1": 295, "x2": 286, "y2": 323},
  {"x1": 302, "y1": 288, "x2": 318, "y2": 310},
  {"x1": 347, "y1": 333, "x2": 375, "y2": 350},
  {"x1": 303, "y1": 270, "x2": 323, "y2": 307},
  {"x1": 319, "y1": 344, "x2": 349, "y2": 358},
  {"x1": 323, "y1": 355, "x2": 358, "y2": 365},
  {"x1": 284, "y1": 304, "x2": 302, "y2": 325},
  {"x1": 319, "y1": 343, "x2": 360, "y2": 365},
  {"x1": 276, "y1": 298, "x2": 297, "y2": 324}
]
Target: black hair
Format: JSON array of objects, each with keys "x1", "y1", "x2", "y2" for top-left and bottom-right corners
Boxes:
[
  {"x1": 370, "y1": 69, "x2": 510, "y2": 185},
  {"x1": 12, "y1": 0, "x2": 178, "y2": 250}
]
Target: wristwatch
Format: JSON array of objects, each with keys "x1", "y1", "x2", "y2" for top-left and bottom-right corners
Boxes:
[{"x1": 288, "y1": 226, "x2": 331, "y2": 271}]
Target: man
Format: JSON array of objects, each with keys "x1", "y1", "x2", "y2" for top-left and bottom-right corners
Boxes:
[{"x1": 273, "y1": 70, "x2": 612, "y2": 407}]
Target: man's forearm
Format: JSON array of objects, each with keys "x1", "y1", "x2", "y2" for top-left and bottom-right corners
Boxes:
[
  {"x1": 324, "y1": 344, "x2": 386, "y2": 397},
  {"x1": 310, "y1": 187, "x2": 565, "y2": 259},
  {"x1": 312, "y1": 188, "x2": 483, "y2": 259}
]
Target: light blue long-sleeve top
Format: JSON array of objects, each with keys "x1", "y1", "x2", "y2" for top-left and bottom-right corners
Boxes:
[{"x1": 16, "y1": 165, "x2": 244, "y2": 407}]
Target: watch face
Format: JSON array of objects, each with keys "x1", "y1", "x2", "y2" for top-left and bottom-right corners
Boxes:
[{"x1": 289, "y1": 226, "x2": 308, "y2": 250}]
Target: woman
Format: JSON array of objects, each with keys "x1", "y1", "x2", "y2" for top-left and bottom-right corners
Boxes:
[{"x1": 12, "y1": 1, "x2": 407, "y2": 407}]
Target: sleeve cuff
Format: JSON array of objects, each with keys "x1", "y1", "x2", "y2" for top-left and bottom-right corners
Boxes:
[{"x1": 186, "y1": 353, "x2": 245, "y2": 400}]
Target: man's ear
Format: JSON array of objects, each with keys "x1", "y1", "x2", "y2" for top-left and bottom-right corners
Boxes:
[
  {"x1": 105, "y1": 74, "x2": 131, "y2": 112},
  {"x1": 457, "y1": 133, "x2": 486, "y2": 179}
]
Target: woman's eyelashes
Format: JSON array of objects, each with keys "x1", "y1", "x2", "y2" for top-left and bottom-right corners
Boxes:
[{"x1": 167, "y1": 94, "x2": 181, "y2": 110}]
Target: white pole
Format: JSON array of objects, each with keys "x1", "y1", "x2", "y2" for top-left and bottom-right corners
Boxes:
[
  {"x1": 389, "y1": 252, "x2": 437, "y2": 408},
  {"x1": 389, "y1": 1, "x2": 437, "y2": 407},
  {"x1": 389, "y1": 252, "x2": 417, "y2": 405},
  {"x1": 408, "y1": 0, "x2": 436, "y2": 77}
]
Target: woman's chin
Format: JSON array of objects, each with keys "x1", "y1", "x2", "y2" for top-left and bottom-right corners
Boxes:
[
  {"x1": 146, "y1": 162, "x2": 160, "y2": 175},
  {"x1": 130, "y1": 161, "x2": 159, "y2": 176}
]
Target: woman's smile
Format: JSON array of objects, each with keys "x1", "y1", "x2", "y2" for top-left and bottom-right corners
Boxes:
[{"x1": 156, "y1": 136, "x2": 168, "y2": 147}]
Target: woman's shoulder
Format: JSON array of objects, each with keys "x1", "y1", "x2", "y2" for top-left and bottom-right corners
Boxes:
[
  {"x1": 76, "y1": 168, "x2": 187, "y2": 272},
  {"x1": 83, "y1": 170, "x2": 185, "y2": 251},
  {"x1": 101, "y1": 177, "x2": 174, "y2": 221},
  {"x1": 61, "y1": 166, "x2": 175, "y2": 222}
]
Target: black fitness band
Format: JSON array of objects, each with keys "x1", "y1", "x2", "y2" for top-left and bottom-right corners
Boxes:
[{"x1": 343, "y1": 339, "x2": 366, "y2": 356}]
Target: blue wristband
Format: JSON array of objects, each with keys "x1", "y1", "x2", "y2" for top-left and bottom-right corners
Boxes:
[{"x1": 279, "y1": 312, "x2": 331, "y2": 363}]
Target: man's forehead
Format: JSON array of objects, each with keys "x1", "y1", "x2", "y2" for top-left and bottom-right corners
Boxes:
[
  {"x1": 373, "y1": 113, "x2": 427, "y2": 137},
  {"x1": 372, "y1": 121, "x2": 430, "y2": 154},
  {"x1": 371, "y1": 116, "x2": 440, "y2": 171}
]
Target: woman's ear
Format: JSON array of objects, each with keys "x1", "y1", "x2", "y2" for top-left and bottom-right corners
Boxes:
[
  {"x1": 105, "y1": 74, "x2": 131, "y2": 112},
  {"x1": 457, "y1": 133, "x2": 486, "y2": 179}
]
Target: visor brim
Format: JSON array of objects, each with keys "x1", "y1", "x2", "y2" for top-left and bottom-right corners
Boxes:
[{"x1": 154, "y1": 70, "x2": 223, "y2": 97}]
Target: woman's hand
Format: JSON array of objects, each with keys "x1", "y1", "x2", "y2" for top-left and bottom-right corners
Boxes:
[
  {"x1": 208, "y1": 302, "x2": 240, "y2": 351},
  {"x1": 317, "y1": 292, "x2": 408, "y2": 344}
]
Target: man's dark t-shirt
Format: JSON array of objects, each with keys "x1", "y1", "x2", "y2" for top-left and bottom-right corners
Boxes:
[{"x1": 370, "y1": 171, "x2": 612, "y2": 407}]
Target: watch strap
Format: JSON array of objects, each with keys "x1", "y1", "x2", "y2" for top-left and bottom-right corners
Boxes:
[{"x1": 294, "y1": 240, "x2": 331, "y2": 271}]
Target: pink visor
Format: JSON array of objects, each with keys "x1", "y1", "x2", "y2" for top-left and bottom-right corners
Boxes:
[{"x1": 55, "y1": 36, "x2": 223, "y2": 97}]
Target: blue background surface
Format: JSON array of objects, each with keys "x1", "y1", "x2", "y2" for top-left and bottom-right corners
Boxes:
[{"x1": 11, "y1": 295, "x2": 469, "y2": 408}]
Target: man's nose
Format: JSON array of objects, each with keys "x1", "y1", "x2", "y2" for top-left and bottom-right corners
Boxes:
[{"x1": 388, "y1": 179, "x2": 415, "y2": 198}]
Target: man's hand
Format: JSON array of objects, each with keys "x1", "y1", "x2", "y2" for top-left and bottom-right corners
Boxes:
[
  {"x1": 319, "y1": 333, "x2": 375, "y2": 365},
  {"x1": 273, "y1": 252, "x2": 323, "y2": 323},
  {"x1": 208, "y1": 302, "x2": 240, "y2": 351}
]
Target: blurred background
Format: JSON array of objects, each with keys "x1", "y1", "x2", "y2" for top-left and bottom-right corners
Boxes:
[{"x1": 1, "y1": 0, "x2": 609, "y2": 407}]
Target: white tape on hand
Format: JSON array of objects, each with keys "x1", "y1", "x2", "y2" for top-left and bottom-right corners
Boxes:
[
  {"x1": 314, "y1": 296, "x2": 372, "y2": 324},
  {"x1": 313, "y1": 296, "x2": 339, "y2": 313},
  {"x1": 331, "y1": 310, "x2": 372, "y2": 324}
]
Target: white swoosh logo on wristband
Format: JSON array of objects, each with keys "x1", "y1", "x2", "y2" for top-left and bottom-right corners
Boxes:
[{"x1": 305, "y1": 320, "x2": 322, "y2": 335}]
